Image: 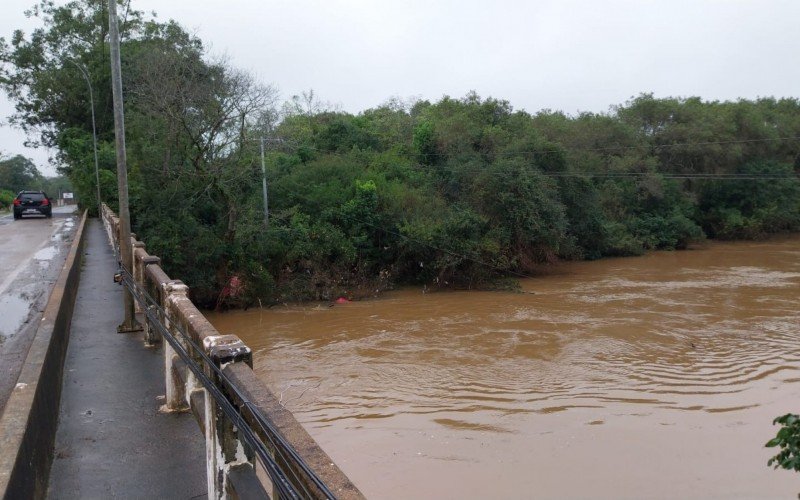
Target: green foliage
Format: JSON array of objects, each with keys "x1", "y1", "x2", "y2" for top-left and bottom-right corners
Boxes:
[
  {"x1": 412, "y1": 121, "x2": 436, "y2": 164},
  {"x1": 600, "y1": 220, "x2": 645, "y2": 256},
  {"x1": 0, "y1": 189, "x2": 14, "y2": 209},
  {"x1": 698, "y1": 161, "x2": 800, "y2": 239},
  {"x1": 2, "y1": 2, "x2": 798, "y2": 305},
  {"x1": 630, "y1": 209, "x2": 704, "y2": 250},
  {"x1": 40, "y1": 175, "x2": 73, "y2": 197},
  {"x1": 557, "y1": 176, "x2": 608, "y2": 259},
  {"x1": 56, "y1": 127, "x2": 114, "y2": 214},
  {"x1": 398, "y1": 204, "x2": 503, "y2": 286},
  {"x1": 0, "y1": 155, "x2": 42, "y2": 192},
  {"x1": 766, "y1": 414, "x2": 800, "y2": 472},
  {"x1": 475, "y1": 157, "x2": 568, "y2": 265}
]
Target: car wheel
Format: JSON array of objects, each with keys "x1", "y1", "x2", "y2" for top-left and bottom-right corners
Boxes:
[{"x1": 13, "y1": 212, "x2": 21, "y2": 220}]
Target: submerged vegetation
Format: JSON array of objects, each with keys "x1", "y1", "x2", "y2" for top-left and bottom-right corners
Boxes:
[{"x1": 2, "y1": 1, "x2": 799, "y2": 307}]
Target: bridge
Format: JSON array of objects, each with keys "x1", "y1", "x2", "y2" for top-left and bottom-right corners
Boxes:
[{"x1": 0, "y1": 206, "x2": 364, "y2": 499}]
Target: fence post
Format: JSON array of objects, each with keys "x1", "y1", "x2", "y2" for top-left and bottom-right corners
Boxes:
[
  {"x1": 162, "y1": 280, "x2": 190, "y2": 412},
  {"x1": 203, "y1": 334, "x2": 253, "y2": 500}
]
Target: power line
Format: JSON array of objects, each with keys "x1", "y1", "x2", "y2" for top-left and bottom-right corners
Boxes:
[
  {"x1": 425, "y1": 167, "x2": 797, "y2": 181},
  {"x1": 267, "y1": 135, "x2": 800, "y2": 181},
  {"x1": 256, "y1": 171, "x2": 797, "y2": 285},
  {"x1": 294, "y1": 135, "x2": 800, "y2": 158},
  {"x1": 141, "y1": 131, "x2": 799, "y2": 208}
]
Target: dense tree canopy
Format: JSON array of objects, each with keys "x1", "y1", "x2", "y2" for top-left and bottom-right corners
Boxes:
[
  {"x1": 0, "y1": 153, "x2": 71, "y2": 208},
  {"x1": 2, "y1": 1, "x2": 799, "y2": 307},
  {"x1": 0, "y1": 154, "x2": 41, "y2": 193}
]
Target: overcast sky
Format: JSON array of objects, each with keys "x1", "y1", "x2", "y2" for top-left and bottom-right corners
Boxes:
[{"x1": 2, "y1": 0, "x2": 799, "y2": 176}]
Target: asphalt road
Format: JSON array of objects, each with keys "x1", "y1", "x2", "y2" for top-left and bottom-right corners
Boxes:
[{"x1": 0, "y1": 205, "x2": 79, "y2": 410}]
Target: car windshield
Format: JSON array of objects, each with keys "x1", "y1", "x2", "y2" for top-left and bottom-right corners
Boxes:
[{"x1": 20, "y1": 193, "x2": 44, "y2": 201}]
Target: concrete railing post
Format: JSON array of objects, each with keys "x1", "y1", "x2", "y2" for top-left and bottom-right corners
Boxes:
[
  {"x1": 98, "y1": 204, "x2": 364, "y2": 499},
  {"x1": 101, "y1": 204, "x2": 116, "y2": 249},
  {"x1": 131, "y1": 240, "x2": 146, "y2": 314},
  {"x1": 113, "y1": 217, "x2": 120, "y2": 249},
  {"x1": 140, "y1": 255, "x2": 161, "y2": 346},
  {"x1": 162, "y1": 280, "x2": 190, "y2": 412},
  {"x1": 203, "y1": 335, "x2": 253, "y2": 500}
]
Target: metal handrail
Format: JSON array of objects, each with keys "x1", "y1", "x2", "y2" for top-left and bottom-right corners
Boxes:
[
  {"x1": 99, "y1": 203, "x2": 363, "y2": 499},
  {"x1": 119, "y1": 266, "x2": 336, "y2": 499}
]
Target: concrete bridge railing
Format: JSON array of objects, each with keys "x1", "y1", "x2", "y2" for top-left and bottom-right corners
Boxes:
[{"x1": 101, "y1": 204, "x2": 364, "y2": 500}]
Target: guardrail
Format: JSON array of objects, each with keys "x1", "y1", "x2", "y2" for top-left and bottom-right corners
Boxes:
[{"x1": 101, "y1": 204, "x2": 364, "y2": 500}]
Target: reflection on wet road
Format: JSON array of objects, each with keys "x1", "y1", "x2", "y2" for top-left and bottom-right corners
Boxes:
[
  {"x1": 0, "y1": 207, "x2": 77, "y2": 338},
  {"x1": 208, "y1": 236, "x2": 800, "y2": 498},
  {"x1": 0, "y1": 206, "x2": 78, "y2": 411}
]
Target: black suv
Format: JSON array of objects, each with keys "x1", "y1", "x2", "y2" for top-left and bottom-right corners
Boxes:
[{"x1": 13, "y1": 191, "x2": 52, "y2": 219}]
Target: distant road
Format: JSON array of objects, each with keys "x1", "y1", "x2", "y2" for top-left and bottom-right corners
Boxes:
[
  {"x1": 0, "y1": 206, "x2": 77, "y2": 296},
  {"x1": 0, "y1": 205, "x2": 78, "y2": 410}
]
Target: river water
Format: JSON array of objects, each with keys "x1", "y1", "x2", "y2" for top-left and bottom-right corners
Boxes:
[{"x1": 207, "y1": 237, "x2": 800, "y2": 498}]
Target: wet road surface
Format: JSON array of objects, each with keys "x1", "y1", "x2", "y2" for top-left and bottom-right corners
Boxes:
[
  {"x1": 48, "y1": 219, "x2": 205, "y2": 498},
  {"x1": 209, "y1": 236, "x2": 800, "y2": 499},
  {"x1": 0, "y1": 206, "x2": 78, "y2": 409}
]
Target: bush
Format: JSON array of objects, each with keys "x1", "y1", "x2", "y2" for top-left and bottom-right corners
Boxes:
[
  {"x1": 767, "y1": 414, "x2": 800, "y2": 472},
  {"x1": 631, "y1": 209, "x2": 704, "y2": 250},
  {"x1": 699, "y1": 161, "x2": 800, "y2": 238},
  {"x1": 0, "y1": 189, "x2": 14, "y2": 210},
  {"x1": 601, "y1": 221, "x2": 644, "y2": 256}
]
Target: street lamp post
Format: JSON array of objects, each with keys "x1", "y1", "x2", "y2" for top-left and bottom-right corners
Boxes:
[
  {"x1": 67, "y1": 58, "x2": 101, "y2": 214},
  {"x1": 260, "y1": 136, "x2": 269, "y2": 227}
]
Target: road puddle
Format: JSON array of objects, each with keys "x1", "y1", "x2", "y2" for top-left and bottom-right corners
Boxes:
[
  {"x1": 33, "y1": 246, "x2": 58, "y2": 261},
  {"x1": 0, "y1": 295, "x2": 31, "y2": 338}
]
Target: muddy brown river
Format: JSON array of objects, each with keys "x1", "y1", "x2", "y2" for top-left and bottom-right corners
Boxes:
[{"x1": 207, "y1": 237, "x2": 800, "y2": 498}]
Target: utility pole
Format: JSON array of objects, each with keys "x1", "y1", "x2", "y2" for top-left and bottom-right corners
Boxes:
[
  {"x1": 260, "y1": 136, "x2": 269, "y2": 227},
  {"x1": 108, "y1": 0, "x2": 140, "y2": 333}
]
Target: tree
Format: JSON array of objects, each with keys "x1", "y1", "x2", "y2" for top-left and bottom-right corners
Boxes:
[
  {"x1": 3, "y1": 1, "x2": 799, "y2": 304},
  {"x1": 0, "y1": 0, "x2": 141, "y2": 213},
  {"x1": 126, "y1": 30, "x2": 279, "y2": 305},
  {"x1": 0, "y1": 154, "x2": 41, "y2": 192},
  {"x1": 697, "y1": 161, "x2": 800, "y2": 238},
  {"x1": 40, "y1": 174, "x2": 72, "y2": 196}
]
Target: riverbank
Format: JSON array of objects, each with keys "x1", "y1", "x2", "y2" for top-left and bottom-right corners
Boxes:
[{"x1": 210, "y1": 230, "x2": 800, "y2": 311}]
